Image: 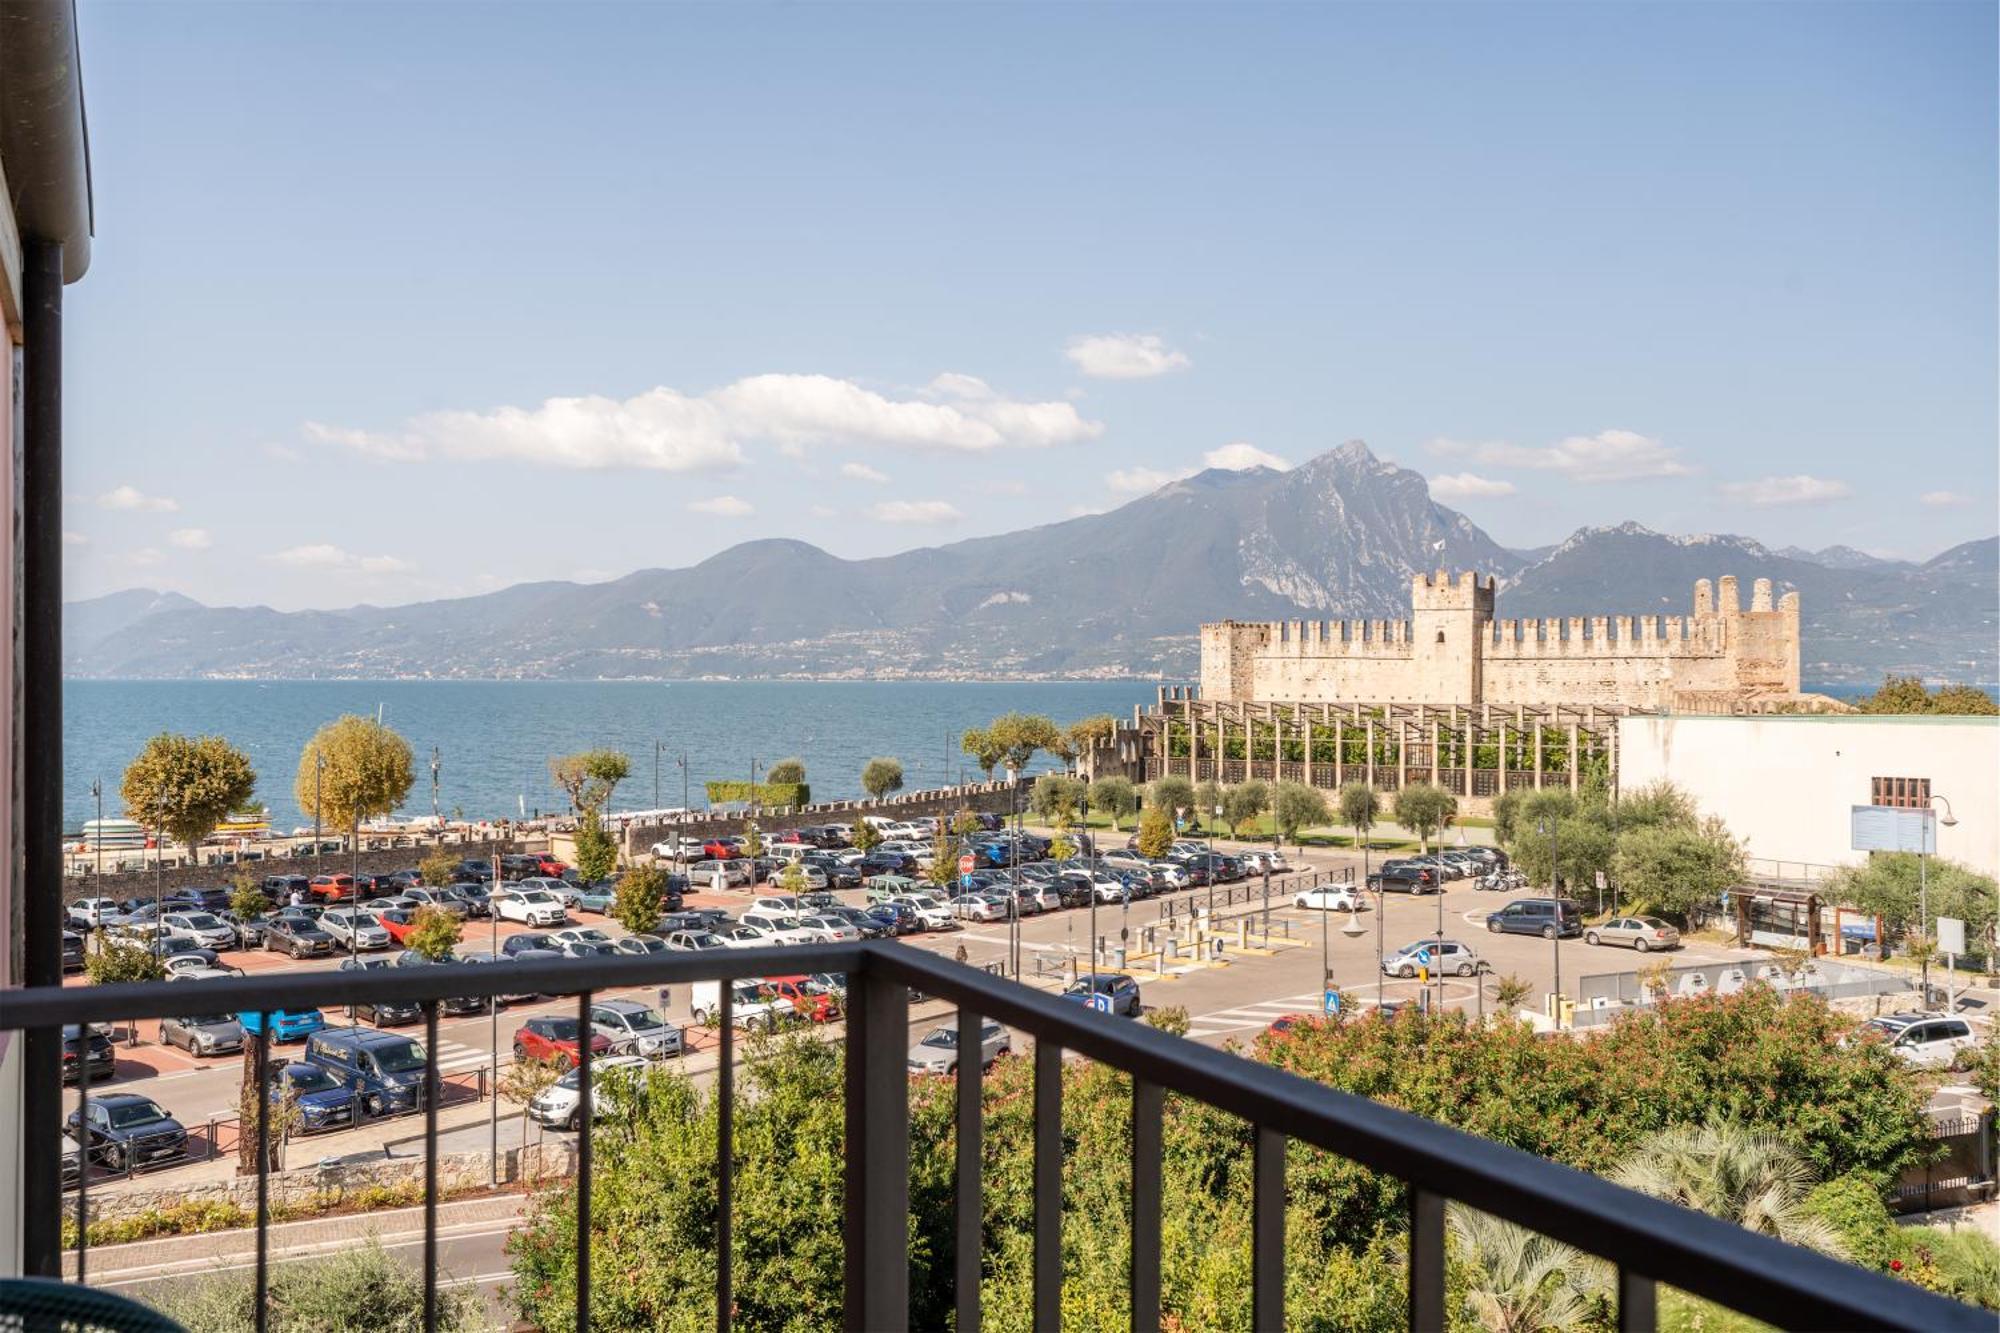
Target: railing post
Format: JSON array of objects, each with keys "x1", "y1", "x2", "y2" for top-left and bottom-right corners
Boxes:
[
  {"x1": 843, "y1": 961, "x2": 909, "y2": 1332},
  {"x1": 1619, "y1": 1270, "x2": 1658, "y2": 1333},
  {"x1": 955, "y1": 1007, "x2": 984, "y2": 1333},
  {"x1": 1409, "y1": 1188, "x2": 1445, "y2": 1332},
  {"x1": 1129, "y1": 1080, "x2": 1163, "y2": 1333},
  {"x1": 1033, "y1": 1042, "x2": 1062, "y2": 1332},
  {"x1": 1253, "y1": 1128, "x2": 1285, "y2": 1332}
]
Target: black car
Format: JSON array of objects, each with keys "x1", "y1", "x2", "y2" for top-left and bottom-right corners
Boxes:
[
  {"x1": 263, "y1": 874, "x2": 311, "y2": 901},
  {"x1": 60, "y1": 929, "x2": 85, "y2": 973},
  {"x1": 857, "y1": 851, "x2": 918, "y2": 878},
  {"x1": 831, "y1": 906, "x2": 890, "y2": 939},
  {"x1": 62, "y1": 1024, "x2": 116, "y2": 1084},
  {"x1": 339, "y1": 958, "x2": 423, "y2": 1025},
  {"x1": 264, "y1": 915, "x2": 336, "y2": 958},
  {"x1": 166, "y1": 886, "x2": 233, "y2": 913},
  {"x1": 451, "y1": 859, "x2": 495, "y2": 883},
  {"x1": 392, "y1": 950, "x2": 487, "y2": 1015},
  {"x1": 1368, "y1": 866, "x2": 1437, "y2": 895},
  {"x1": 67, "y1": 1093, "x2": 188, "y2": 1171}
]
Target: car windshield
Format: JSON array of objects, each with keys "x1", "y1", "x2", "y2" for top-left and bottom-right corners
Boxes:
[
  {"x1": 185, "y1": 1015, "x2": 235, "y2": 1028},
  {"x1": 613, "y1": 1008, "x2": 663, "y2": 1030},
  {"x1": 106, "y1": 1101, "x2": 168, "y2": 1128},
  {"x1": 181, "y1": 913, "x2": 221, "y2": 928},
  {"x1": 543, "y1": 1018, "x2": 582, "y2": 1041},
  {"x1": 286, "y1": 1066, "x2": 342, "y2": 1094},
  {"x1": 371, "y1": 1041, "x2": 428, "y2": 1073},
  {"x1": 921, "y1": 1029, "x2": 957, "y2": 1049},
  {"x1": 521, "y1": 891, "x2": 555, "y2": 904}
]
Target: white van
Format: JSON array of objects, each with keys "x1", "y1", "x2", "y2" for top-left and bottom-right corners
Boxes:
[{"x1": 690, "y1": 977, "x2": 793, "y2": 1029}]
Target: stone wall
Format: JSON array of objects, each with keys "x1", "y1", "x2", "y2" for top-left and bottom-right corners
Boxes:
[
  {"x1": 80, "y1": 1142, "x2": 577, "y2": 1227},
  {"x1": 1201, "y1": 572, "x2": 1802, "y2": 709},
  {"x1": 62, "y1": 838, "x2": 528, "y2": 907},
  {"x1": 615, "y1": 781, "x2": 1024, "y2": 859}
]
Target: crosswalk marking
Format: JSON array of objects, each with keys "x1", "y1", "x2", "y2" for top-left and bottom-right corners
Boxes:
[
  {"x1": 432, "y1": 1040, "x2": 494, "y2": 1073},
  {"x1": 1182, "y1": 993, "x2": 1325, "y2": 1037}
]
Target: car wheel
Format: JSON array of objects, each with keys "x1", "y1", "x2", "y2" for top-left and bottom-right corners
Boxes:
[
  {"x1": 1542, "y1": 926, "x2": 1557, "y2": 940},
  {"x1": 1486, "y1": 921, "x2": 1500, "y2": 933},
  {"x1": 292, "y1": 944, "x2": 307, "y2": 959},
  {"x1": 1634, "y1": 939, "x2": 1650, "y2": 953},
  {"x1": 363, "y1": 1094, "x2": 384, "y2": 1118},
  {"x1": 567, "y1": 1109, "x2": 582, "y2": 1132},
  {"x1": 1585, "y1": 932, "x2": 1600, "y2": 946},
  {"x1": 107, "y1": 1146, "x2": 127, "y2": 1172},
  {"x1": 512, "y1": 1043, "x2": 527, "y2": 1061},
  {"x1": 1398, "y1": 964, "x2": 1416, "y2": 979},
  {"x1": 1456, "y1": 963, "x2": 1475, "y2": 977}
]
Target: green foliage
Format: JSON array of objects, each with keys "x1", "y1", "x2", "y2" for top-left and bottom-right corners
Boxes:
[
  {"x1": 1611, "y1": 818, "x2": 1746, "y2": 923},
  {"x1": 294, "y1": 716, "x2": 414, "y2": 834},
  {"x1": 1825, "y1": 853, "x2": 1997, "y2": 946},
  {"x1": 1801, "y1": 1175, "x2": 2000, "y2": 1307},
  {"x1": 984, "y1": 711, "x2": 1064, "y2": 773},
  {"x1": 1491, "y1": 787, "x2": 1524, "y2": 846},
  {"x1": 86, "y1": 932, "x2": 166, "y2": 984},
  {"x1": 852, "y1": 819, "x2": 882, "y2": 852},
  {"x1": 612, "y1": 864, "x2": 666, "y2": 937},
  {"x1": 1143, "y1": 1005, "x2": 1191, "y2": 1036},
  {"x1": 1446, "y1": 1205, "x2": 1605, "y2": 1332},
  {"x1": 1135, "y1": 806, "x2": 1175, "y2": 859},
  {"x1": 548, "y1": 748, "x2": 632, "y2": 815},
  {"x1": 1221, "y1": 780, "x2": 1270, "y2": 836},
  {"x1": 1391, "y1": 782, "x2": 1456, "y2": 853},
  {"x1": 153, "y1": 1235, "x2": 482, "y2": 1331},
  {"x1": 1030, "y1": 773, "x2": 1087, "y2": 823},
  {"x1": 1271, "y1": 780, "x2": 1328, "y2": 845},
  {"x1": 418, "y1": 849, "x2": 460, "y2": 888},
  {"x1": 741, "y1": 818, "x2": 763, "y2": 859},
  {"x1": 402, "y1": 905, "x2": 462, "y2": 961},
  {"x1": 1087, "y1": 775, "x2": 1138, "y2": 829},
  {"x1": 703, "y1": 780, "x2": 810, "y2": 807},
  {"x1": 1148, "y1": 774, "x2": 1196, "y2": 826},
  {"x1": 228, "y1": 872, "x2": 270, "y2": 923},
  {"x1": 1854, "y1": 674, "x2": 1999, "y2": 716},
  {"x1": 961, "y1": 726, "x2": 1007, "y2": 779},
  {"x1": 1194, "y1": 779, "x2": 1224, "y2": 828},
  {"x1": 764, "y1": 756, "x2": 806, "y2": 785},
  {"x1": 121, "y1": 732, "x2": 258, "y2": 852},
  {"x1": 1802, "y1": 1174, "x2": 1903, "y2": 1271},
  {"x1": 572, "y1": 807, "x2": 618, "y2": 883},
  {"x1": 1610, "y1": 1121, "x2": 1844, "y2": 1255},
  {"x1": 1338, "y1": 781, "x2": 1379, "y2": 841},
  {"x1": 1063, "y1": 714, "x2": 1118, "y2": 767},
  {"x1": 860, "y1": 756, "x2": 905, "y2": 800}
]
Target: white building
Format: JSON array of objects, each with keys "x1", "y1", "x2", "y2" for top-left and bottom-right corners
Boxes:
[{"x1": 1617, "y1": 714, "x2": 1999, "y2": 878}]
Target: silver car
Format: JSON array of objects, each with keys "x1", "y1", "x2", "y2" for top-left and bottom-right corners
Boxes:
[
  {"x1": 160, "y1": 1012, "x2": 245, "y2": 1056},
  {"x1": 907, "y1": 1018, "x2": 1011, "y2": 1074},
  {"x1": 1584, "y1": 916, "x2": 1681, "y2": 952},
  {"x1": 161, "y1": 912, "x2": 237, "y2": 951},
  {"x1": 319, "y1": 908, "x2": 391, "y2": 951},
  {"x1": 589, "y1": 998, "x2": 685, "y2": 1059}
]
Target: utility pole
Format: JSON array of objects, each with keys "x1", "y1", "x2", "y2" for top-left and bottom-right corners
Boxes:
[
  {"x1": 91, "y1": 779, "x2": 103, "y2": 896},
  {"x1": 1540, "y1": 815, "x2": 1561, "y2": 1029},
  {"x1": 488, "y1": 847, "x2": 501, "y2": 1187},
  {"x1": 431, "y1": 747, "x2": 441, "y2": 825}
]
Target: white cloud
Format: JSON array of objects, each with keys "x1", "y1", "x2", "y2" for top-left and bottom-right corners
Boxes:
[
  {"x1": 312, "y1": 372, "x2": 1100, "y2": 470},
  {"x1": 989, "y1": 480, "x2": 1029, "y2": 496},
  {"x1": 127, "y1": 548, "x2": 166, "y2": 568},
  {"x1": 96, "y1": 485, "x2": 178, "y2": 512},
  {"x1": 168, "y1": 528, "x2": 213, "y2": 550},
  {"x1": 868, "y1": 500, "x2": 963, "y2": 526},
  {"x1": 1064, "y1": 333, "x2": 1192, "y2": 380},
  {"x1": 1716, "y1": 474, "x2": 1853, "y2": 507},
  {"x1": 687, "y1": 495, "x2": 754, "y2": 517},
  {"x1": 1106, "y1": 465, "x2": 1195, "y2": 495},
  {"x1": 62, "y1": 531, "x2": 88, "y2": 547},
  {"x1": 1428, "y1": 473, "x2": 1516, "y2": 500},
  {"x1": 1432, "y1": 429, "x2": 1692, "y2": 483},
  {"x1": 1921, "y1": 490, "x2": 1972, "y2": 508},
  {"x1": 268, "y1": 544, "x2": 415, "y2": 574},
  {"x1": 927, "y1": 372, "x2": 994, "y2": 401},
  {"x1": 840, "y1": 461, "x2": 891, "y2": 484},
  {"x1": 1204, "y1": 442, "x2": 1289, "y2": 471}
]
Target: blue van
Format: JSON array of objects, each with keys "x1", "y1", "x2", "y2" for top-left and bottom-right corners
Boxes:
[{"x1": 303, "y1": 1026, "x2": 431, "y2": 1117}]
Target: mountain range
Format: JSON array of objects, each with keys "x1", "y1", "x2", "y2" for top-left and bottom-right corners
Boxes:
[{"x1": 64, "y1": 441, "x2": 1996, "y2": 686}]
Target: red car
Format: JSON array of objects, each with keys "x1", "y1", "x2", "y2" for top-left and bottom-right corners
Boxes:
[
  {"x1": 763, "y1": 976, "x2": 840, "y2": 1024},
  {"x1": 309, "y1": 874, "x2": 355, "y2": 902},
  {"x1": 376, "y1": 909, "x2": 421, "y2": 945},
  {"x1": 533, "y1": 854, "x2": 568, "y2": 877},
  {"x1": 512, "y1": 1015, "x2": 611, "y2": 1071},
  {"x1": 701, "y1": 839, "x2": 740, "y2": 861}
]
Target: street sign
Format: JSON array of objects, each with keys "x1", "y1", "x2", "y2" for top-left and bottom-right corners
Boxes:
[
  {"x1": 1089, "y1": 993, "x2": 1113, "y2": 1014},
  {"x1": 1594, "y1": 870, "x2": 1607, "y2": 891},
  {"x1": 1322, "y1": 989, "x2": 1341, "y2": 1015},
  {"x1": 958, "y1": 853, "x2": 975, "y2": 876},
  {"x1": 1938, "y1": 917, "x2": 1966, "y2": 955},
  {"x1": 1850, "y1": 805, "x2": 1935, "y2": 854}
]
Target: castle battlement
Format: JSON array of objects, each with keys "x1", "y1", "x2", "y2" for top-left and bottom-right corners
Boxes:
[{"x1": 1198, "y1": 573, "x2": 1801, "y2": 709}]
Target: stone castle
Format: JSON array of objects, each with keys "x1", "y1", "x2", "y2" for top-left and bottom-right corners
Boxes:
[{"x1": 1198, "y1": 571, "x2": 1801, "y2": 711}]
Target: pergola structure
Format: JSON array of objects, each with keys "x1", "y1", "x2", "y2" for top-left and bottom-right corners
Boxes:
[{"x1": 1099, "y1": 685, "x2": 1654, "y2": 802}]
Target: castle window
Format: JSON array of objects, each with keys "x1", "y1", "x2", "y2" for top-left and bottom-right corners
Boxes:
[
  {"x1": 1870, "y1": 776, "x2": 1931, "y2": 810},
  {"x1": 1435, "y1": 630, "x2": 1446, "y2": 644}
]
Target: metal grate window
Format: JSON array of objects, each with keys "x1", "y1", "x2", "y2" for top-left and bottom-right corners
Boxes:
[{"x1": 1870, "y1": 776, "x2": 1932, "y2": 809}]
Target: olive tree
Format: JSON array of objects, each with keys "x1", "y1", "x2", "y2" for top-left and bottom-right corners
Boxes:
[
  {"x1": 1149, "y1": 775, "x2": 1196, "y2": 829},
  {"x1": 1088, "y1": 775, "x2": 1139, "y2": 830},
  {"x1": 1221, "y1": 780, "x2": 1270, "y2": 837},
  {"x1": 1030, "y1": 774, "x2": 1087, "y2": 824},
  {"x1": 765, "y1": 757, "x2": 806, "y2": 786},
  {"x1": 612, "y1": 864, "x2": 667, "y2": 937},
  {"x1": 986, "y1": 712, "x2": 1063, "y2": 775},
  {"x1": 860, "y1": 757, "x2": 905, "y2": 801},
  {"x1": 419, "y1": 849, "x2": 461, "y2": 888},
  {"x1": 1392, "y1": 782, "x2": 1456, "y2": 855},
  {"x1": 550, "y1": 749, "x2": 631, "y2": 816},
  {"x1": 960, "y1": 727, "x2": 1007, "y2": 781},
  {"x1": 1272, "y1": 781, "x2": 1329, "y2": 848},
  {"x1": 85, "y1": 933, "x2": 166, "y2": 985}
]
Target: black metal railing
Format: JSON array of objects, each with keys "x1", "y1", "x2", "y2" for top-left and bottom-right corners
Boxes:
[{"x1": 3, "y1": 945, "x2": 1981, "y2": 1333}]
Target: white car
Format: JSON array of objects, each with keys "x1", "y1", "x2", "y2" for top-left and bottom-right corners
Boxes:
[
  {"x1": 518, "y1": 876, "x2": 581, "y2": 907},
  {"x1": 690, "y1": 978, "x2": 793, "y2": 1030},
  {"x1": 1149, "y1": 862, "x2": 1190, "y2": 889},
  {"x1": 1856, "y1": 1013, "x2": 1979, "y2": 1069},
  {"x1": 547, "y1": 926, "x2": 614, "y2": 950},
  {"x1": 889, "y1": 895, "x2": 955, "y2": 930},
  {"x1": 1380, "y1": 939, "x2": 1486, "y2": 978},
  {"x1": 737, "y1": 911, "x2": 816, "y2": 945},
  {"x1": 162, "y1": 952, "x2": 225, "y2": 978},
  {"x1": 950, "y1": 894, "x2": 1007, "y2": 922},
  {"x1": 650, "y1": 837, "x2": 707, "y2": 859},
  {"x1": 690, "y1": 859, "x2": 754, "y2": 889},
  {"x1": 752, "y1": 895, "x2": 802, "y2": 915},
  {"x1": 1293, "y1": 887, "x2": 1365, "y2": 912},
  {"x1": 494, "y1": 888, "x2": 566, "y2": 927},
  {"x1": 665, "y1": 929, "x2": 726, "y2": 952},
  {"x1": 67, "y1": 897, "x2": 122, "y2": 929},
  {"x1": 160, "y1": 912, "x2": 237, "y2": 951},
  {"x1": 715, "y1": 924, "x2": 774, "y2": 950},
  {"x1": 319, "y1": 908, "x2": 392, "y2": 950},
  {"x1": 794, "y1": 913, "x2": 862, "y2": 943},
  {"x1": 528, "y1": 1054, "x2": 651, "y2": 1130}
]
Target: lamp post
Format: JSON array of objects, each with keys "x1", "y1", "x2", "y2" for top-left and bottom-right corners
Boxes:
[
  {"x1": 430, "y1": 747, "x2": 441, "y2": 825},
  {"x1": 1920, "y1": 794, "x2": 1957, "y2": 1001},
  {"x1": 1207, "y1": 804, "x2": 1219, "y2": 916},
  {"x1": 1538, "y1": 815, "x2": 1561, "y2": 1029},
  {"x1": 312, "y1": 750, "x2": 324, "y2": 863},
  {"x1": 1373, "y1": 867, "x2": 1385, "y2": 1009},
  {"x1": 1082, "y1": 795, "x2": 1098, "y2": 971},
  {"x1": 90, "y1": 779, "x2": 103, "y2": 896},
  {"x1": 653, "y1": 740, "x2": 661, "y2": 811},
  {"x1": 488, "y1": 848, "x2": 501, "y2": 1186}
]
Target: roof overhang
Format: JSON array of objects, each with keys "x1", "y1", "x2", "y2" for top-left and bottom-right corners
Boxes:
[{"x1": 0, "y1": 0, "x2": 93, "y2": 283}]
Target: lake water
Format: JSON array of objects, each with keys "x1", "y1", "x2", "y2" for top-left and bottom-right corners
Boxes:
[{"x1": 61, "y1": 679, "x2": 1159, "y2": 832}]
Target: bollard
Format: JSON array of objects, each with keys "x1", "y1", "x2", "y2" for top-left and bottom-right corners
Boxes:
[
  {"x1": 1114, "y1": 947, "x2": 1127, "y2": 969},
  {"x1": 1210, "y1": 937, "x2": 1224, "y2": 961}
]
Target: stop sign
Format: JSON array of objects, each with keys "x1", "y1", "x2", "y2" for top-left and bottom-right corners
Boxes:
[{"x1": 958, "y1": 853, "x2": 975, "y2": 876}]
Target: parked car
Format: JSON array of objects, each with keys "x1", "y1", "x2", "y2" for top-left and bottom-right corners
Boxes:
[
  {"x1": 589, "y1": 998, "x2": 685, "y2": 1059},
  {"x1": 1486, "y1": 898, "x2": 1584, "y2": 940},
  {"x1": 1368, "y1": 867, "x2": 1437, "y2": 895},
  {"x1": 551, "y1": 938, "x2": 618, "y2": 959},
  {"x1": 159, "y1": 1012, "x2": 245, "y2": 1056},
  {"x1": 794, "y1": 913, "x2": 863, "y2": 943},
  {"x1": 493, "y1": 887, "x2": 567, "y2": 927},
  {"x1": 1380, "y1": 939, "x2": 1485, "y2": 978},
  {"x1": 319, "y1": 908, "x2": 392, "y2": 951},
  {"x1": 399, "y1": 887, "x2": 470, "y2": 919},
  {"x1": 526, "y1": 1055, "x2": 652, "y2": 1130},
  {"x1": 1585, "y1": 916, "x2": 1681, "y2": 952},
  {"x1": 614, "y1": 934, "x2": 668, "y2": 956},
  {"x1": 159, "y1": 911, "x2": 237, "y2": 951},
  {"x1": 514, "y1": 1014, "x2": 612, "y2": 1071},
  {"x1": 222, "y1": 910, "x2": 268, "y2": 948},
  {"x1": 738, "y1": 910, "x2": 817, "y2": 945},
  {"x1": 665, "y1": 929, "x2": 726, "y2": 952},
  {"x1": 60, "y1": 930, "x2": 85, "y2": 973},
  {"x1": 263, "y1": 915, "x2": 336, "y2": 959},
  {"x1": 61, "y1": 1024, "x2": 116, "y2": 1084},
  {"x1": 1856, "y1": 1013, "x2": 1980, "y2": 1069},
  {"x1": 451, "y1": 859, "x2": 496, "y2": 883},
  {"x1": 66, "y1": 897, "x2": 123, "y2": 929},
  {"x1": 907, "y1": 1018, "x2": 1011, "y2": 1074},
  {"x1": 688, "y1": 858, "x2": 754, "y2": 889},
  {"x1": 240, "y1": 1007, "x2": 326, "y2": 1043},
  {"x1": 165, "y1": 886, "x2": 234, "y2": 913},
  {"x1": 303, "y1": 1026, "x2": 430, "y2": 1116},
  {"x1": 338, "y1": 958, "x2": 423, "y2": 1026},
  {"x1": 162, "y1": 951, "x2": 225, "y2": 978},
  {"x1": 949, "y1": 893, "x2": 1008, "y2": 922},
  {"x1": 864, "y1": 875, "x2": 924, "y2": 904},
  {"x1": 67, "y1": 1094, "x2": 188, "y2": 1171},
  {"x1": 1060, "y1": 972, "x2": 1143, "y2": 1017},
  {"x1": 262, "y1": 875, "x2": 311, "y2": 902},
  {"x1": 500, "y1": 931, "x2": 553, "y2": 957},
  {"x1": 267, "y1": 1061, "x2": 358, "y2": 1133},
  {"x1": 445, "y1": 883, "x2": 492, "y2": 917},
  {"x1": 308, "y1": 874, "x2": 357, "y2": 902},
  {"x1": 1293, "y1": 886, "x2": 1366, "y2": 912}
]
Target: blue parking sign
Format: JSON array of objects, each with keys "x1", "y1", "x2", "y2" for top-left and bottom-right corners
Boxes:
[
  {"x1": 1322, "y1": 990, "x2": 1341, "y2": 1015},
  {"x1": 1090, "y1": 993, "x2": 1113, "y2": 1014}
]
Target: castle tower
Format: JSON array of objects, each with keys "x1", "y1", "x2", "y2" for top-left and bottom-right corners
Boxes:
[{"x1": 1409, "y1": 570, "x2": 1494, "y2": 705}]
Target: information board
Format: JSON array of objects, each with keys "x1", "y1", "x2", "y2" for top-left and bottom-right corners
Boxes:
[{"x1": 1849, "y1": 805, "x2": 1935, "y2": 854}]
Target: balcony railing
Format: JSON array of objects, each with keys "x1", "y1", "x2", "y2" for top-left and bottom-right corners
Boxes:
[{"x1": 4, "y1": 945, "x2": 1982, "y2": 1333}]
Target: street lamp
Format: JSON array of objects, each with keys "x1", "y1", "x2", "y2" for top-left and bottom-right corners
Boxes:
[
  {"x1": 1920, "y1": 794, "x2": 1957, "y2": 1001},
  {"x1": 430, "y1": 747, "x2": 441, "y2": 825},
  {"x1": 1082, "y1": 795, "x2": 1098, "y2": 971},
  {"x1": 90, "y1": 778, "x2": 103, "y2": 896},
  {"x1": 1538, "y1": 815, "x2": 1561, "y2": 1029}
]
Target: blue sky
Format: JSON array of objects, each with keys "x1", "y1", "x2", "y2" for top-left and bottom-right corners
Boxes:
[{"x1": 63, "y1": 1, "x2": 1996, "y2": 609}]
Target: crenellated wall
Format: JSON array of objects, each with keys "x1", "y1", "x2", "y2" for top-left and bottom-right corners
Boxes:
[{"x1": 1199, "y1": 571, "x2": 1802, "y2": 709}]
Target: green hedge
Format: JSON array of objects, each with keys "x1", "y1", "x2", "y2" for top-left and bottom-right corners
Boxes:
[{"x1": 703, "y1": 781, "x2": 810, "y2": 807}]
